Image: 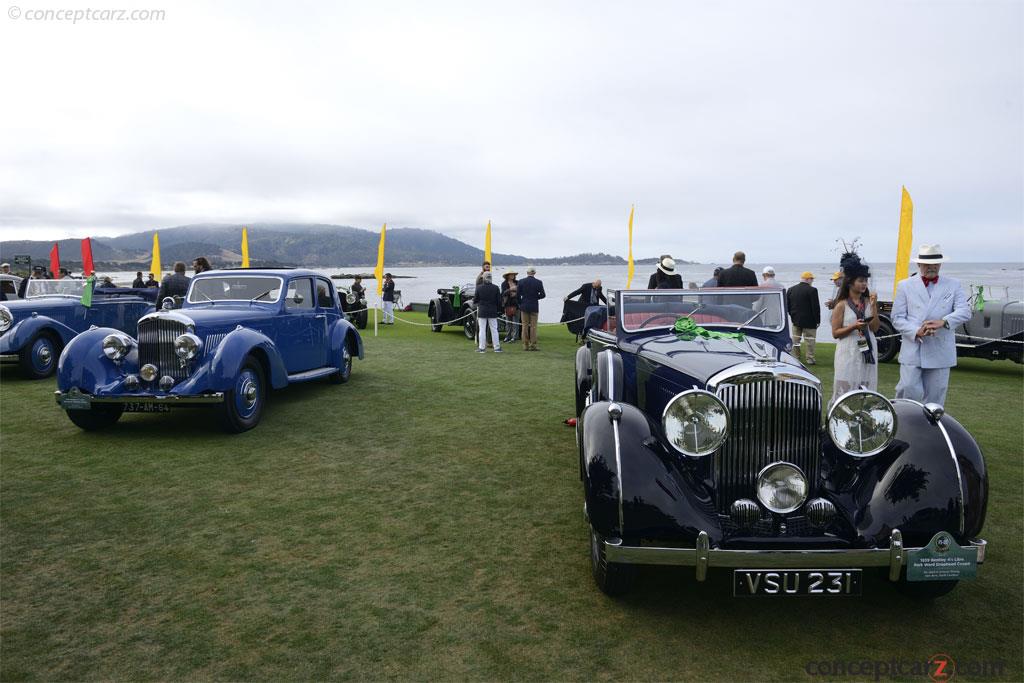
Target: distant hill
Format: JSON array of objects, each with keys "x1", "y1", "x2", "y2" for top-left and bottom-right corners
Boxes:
[{"x1": 0, "y1": 223, "x2": 692, "y2": 270}]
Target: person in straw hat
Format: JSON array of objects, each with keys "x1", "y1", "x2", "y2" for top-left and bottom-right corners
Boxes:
[
  {"x1": 891, "y1": 244, "x2": 971, "y2": 407},
  {"x1": 646, "y1": 255, "x2": 684, "y2": 289},
  {"x1": 787, "y1": 271, "x2": 820, "y2": 365}
]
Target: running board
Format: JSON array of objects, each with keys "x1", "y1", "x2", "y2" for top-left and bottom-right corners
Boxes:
[{"x1": 287, "y1": 367, "x2": 337, "y2": 382}]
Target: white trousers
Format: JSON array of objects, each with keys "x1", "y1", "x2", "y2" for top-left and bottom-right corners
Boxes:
[
  {"x1": 383, "y1": 301, "x2": 394, "y2": 323},
  {"x1": 895, "y1": 365, "x2": 951, "y2": 406},
  {"x1": 478, "y1": 317, "x2": 501, "y2": 351}
]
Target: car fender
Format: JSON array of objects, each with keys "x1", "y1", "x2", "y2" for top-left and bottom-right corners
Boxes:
[
  {"x1": 57, "y1": 326, "x2": 137, "y2": 393},
  {"x1": 837, "y1": 400, "x2": 987, "y2": 547},
  {"x1": 209, "y1": 327, "x2": 289, "y2": 390},
  {"x1": 593, "y1": 348, "x2": 624, "y2": 401},
  {"x1": 328, "y1": 317, "x2": 364, "y2": 361},
  {"x1": 1, "y1": 315, "x2": 77, "y2": 354},
  {"x1": 575, "y1": 345, "x2": 592, "y2": 398},
  {"x1": 581, "y1": 400, "x2": 721, "y2": 544}
]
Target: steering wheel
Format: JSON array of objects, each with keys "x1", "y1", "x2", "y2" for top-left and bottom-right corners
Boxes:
[{"x1": 638, "y1": 312, "x2": 684, "y2": 328}]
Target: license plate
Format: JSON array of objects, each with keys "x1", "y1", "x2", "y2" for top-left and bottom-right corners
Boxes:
[
  {"x1": 733, "y1": 569, "x2": 862, "y2": 597},
  {"x1": 61, "y1": 396, "x2": 92, "y2": 410},
  {"x1": 123, "y1": 402, "x2": 171, "y2": 413}
]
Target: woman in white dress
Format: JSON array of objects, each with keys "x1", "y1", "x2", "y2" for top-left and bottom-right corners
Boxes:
[{"x1": 830, "y1": 255, "x2": 881, "y2": 406}]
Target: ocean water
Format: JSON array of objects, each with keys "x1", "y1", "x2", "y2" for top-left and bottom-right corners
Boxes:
[{"x1": 104, "y1": 262, "x2": 1023, "y2": 341}]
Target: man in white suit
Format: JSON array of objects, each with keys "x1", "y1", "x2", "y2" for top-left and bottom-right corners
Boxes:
[{"x1": 891, "y1": 244, "x2": 971, "y2": 406}]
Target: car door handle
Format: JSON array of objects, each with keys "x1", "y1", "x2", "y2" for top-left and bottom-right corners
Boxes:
[{"x1": 314, "y1": 314, "x2": 326, "y2": 319}]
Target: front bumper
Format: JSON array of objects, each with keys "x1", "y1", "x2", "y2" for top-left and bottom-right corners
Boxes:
[
  {"x1": 55, "y1": 388, "x2": 224, "y2": 408},
  {"x1": 0, "y1": 353, "x2": 18, "y2": 363},
  {"x1": 604, "y1": 530, "x2": 987, "y2": 582}
]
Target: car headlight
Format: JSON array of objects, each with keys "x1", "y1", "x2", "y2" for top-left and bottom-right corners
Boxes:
[
  {"x1": 756, "y1": 462, "x2": 808, "y2": 513},
  {"x1": 828, "y1": 390, "x2": 897, "y2": 457},
  {"x1": 102, "y1": 333, "x2": 132, "y2": 361},
  {"x1": 662, "y1": 389, "x2": 730, "y2": 457},
  {"x1": 346, "y1": 292, "x2": 356, "y2": 305},
  {"x1": 0, "y1": 304, "x2": 12, "y2": 333},
  {"x1": 174, "y1": 333, "x2": 202, "y2": 361}
]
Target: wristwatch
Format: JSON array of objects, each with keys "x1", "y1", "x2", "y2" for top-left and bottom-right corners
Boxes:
[{"x1": 942, "y1": 319, "x2": 950, "y2": 329}]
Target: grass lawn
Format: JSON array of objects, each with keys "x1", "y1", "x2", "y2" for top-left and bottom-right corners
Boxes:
[{"x1": 2, "y1": 314, "x2": 1022, "y2": 680}]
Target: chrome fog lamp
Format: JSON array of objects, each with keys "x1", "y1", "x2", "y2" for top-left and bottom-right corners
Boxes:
[
  {"x1": 806, "y1": 498, "x2": 837, "y2": 528},
  {"x1": 756, "y1": 462, "x2": 808, "y2": 514},
  {"x1": 123, "y1": 374, "x2": 140, "y2": 390},
  {"x1": 828, "y1": 390, "x2": 897, "y2": 457},
  {"x1": 662, "y1": 390, "x2": 730, "y2": 457},
  {"x1": 159, "y1": 375, "x2": 175, "y2": 392},
  {"x1": 140, "y1": 363, "x2": 159, "y2": 382},
  {"x1": 730, "y1": 499, "x2": 761, "y2": 529},
  {"x1": 102, "y1": 333, "x2": 132, "y2": 362},
  {"x1": 0, "y1": 304, "x2": 12, "y2": 332},
  {"x1": 173, "y1": 333, "x2": 202, "y2": 361}
]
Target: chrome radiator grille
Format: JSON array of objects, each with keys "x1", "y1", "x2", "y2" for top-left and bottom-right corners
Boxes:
[
  {"x1": 714, "y1": 379, "x2": 821, "y2": 512},
  {"x1": 138, "y1": 317, "x2": 190, "y2": 380}
]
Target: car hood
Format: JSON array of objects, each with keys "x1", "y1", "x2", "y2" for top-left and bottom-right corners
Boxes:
[
  {"x1": 2, "y1": 296, "x2": 77, "y2": 317},
  {"x1": 633, "y1": 333, "x2": 802, "y2": 385},
  {"x1": 145, "y1": 305, "x2": 277, "y2": 331}
]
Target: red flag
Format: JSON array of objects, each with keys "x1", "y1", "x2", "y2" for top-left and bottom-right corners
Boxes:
[
  {"x1": 81, "y1": 238, "x2": 94, "y2": 276},
  {"x1": 49, "y1": 243, "x2": 60, "y2": 277}
]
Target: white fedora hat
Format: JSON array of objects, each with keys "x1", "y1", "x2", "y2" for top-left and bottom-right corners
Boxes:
[
  {"x1": 657, "y1": 256, "x2": 676, "y2": 275},
  {"x1": 915, "y1": 244, "x2": 947, "y2": 264}
]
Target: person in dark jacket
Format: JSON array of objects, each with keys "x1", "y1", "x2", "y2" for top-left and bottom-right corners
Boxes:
[
  {"x1": 702, "y1": 267, "x2": 723, "y2": 288},
  {"x1": 192, "y1": 256, "x2": 212, "y2": 274},
  {"x1": 132, "y1": 272, "x2": 145, "y2": 288},
  {"x1": 382, "y1": 273, "x2": 395, "y2": 324},
  {"x1": 516, "y1": 267, "x2": 545, "y2": 351},
  {"x1": 157, "y1": 261, "x2": 191, "y2": 307},
  {"x1": 475, "y1": 261, "x2": 492, "y2": 286},
  {"x1": 564, "y1": 279, "x2": 607, "y2": 305},
  {"x1": 474, "y1": 273, "x2": 503, "y2": 353},
  {"x1": 145, "y1": 273, "x2": 158, "y2": 287},
  {"x1": 500, "y1": 272, "x2": 519, "y2": 343},
  {"x1": 647, "y1": 256, "x2": 684, "y2": 289},
  {"x1": 787, "y1": 271, "x2": 821, "y2": 365},
  {"x1": 717, "y1": 251, "x2": 758, "y2": 287},
  {"x1": 350, "y1": 275, "x2": 365, "y2": 300}
]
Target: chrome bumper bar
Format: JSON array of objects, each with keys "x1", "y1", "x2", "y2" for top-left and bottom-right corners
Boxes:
[
  {"x1": 604, "y1": 530, "x2": 987, "y2": 582},
  {"x1": 0, "y1": 354, "x2": 18, "y2": 363},
  {"x1": 55, "y1": 390, "x2": 224, "y2": 406}
]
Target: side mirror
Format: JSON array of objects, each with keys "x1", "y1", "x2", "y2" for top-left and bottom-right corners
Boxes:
[{"x1": 161, "y1": 297, "x2": 175, "y2": 310}]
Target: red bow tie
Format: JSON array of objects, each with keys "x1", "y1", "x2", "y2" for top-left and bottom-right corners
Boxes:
[{"x1": 922, "y1": 276, "x2": 938, "y2": 286}]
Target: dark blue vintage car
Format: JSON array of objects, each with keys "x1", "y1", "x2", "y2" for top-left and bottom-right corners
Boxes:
[
  {"x1": 54, "y1": 269, "x2": 363, "y2": 432},
  {"x1": 575, "y1": 288, "x2": 988, "y2": 599},
  {"x1": 0, "y1": 279, "x2": 155, "y2": 379}
]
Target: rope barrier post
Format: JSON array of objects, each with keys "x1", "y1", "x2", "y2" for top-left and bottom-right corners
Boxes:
[{"x1": 374, "y1": 301, "x2": 378, "y2": 337}]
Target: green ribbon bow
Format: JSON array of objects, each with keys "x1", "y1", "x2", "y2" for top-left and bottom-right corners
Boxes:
[
  {"x1": 452, "y1": 285, "x2": 461, "y2": 309},
  {"x1": 79, "y1": 275, "x2": 96, "y2": 308},
  {"x1": 673, "y1": 316, "x2": 746, "y2": 341},
  {"x1": 974, "y1": 285, "x2": 985, "y2": 312}
]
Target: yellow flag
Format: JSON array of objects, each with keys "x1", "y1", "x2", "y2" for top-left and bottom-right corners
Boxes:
[
  {"x1": 374, "y1": 223, "x2": 387, "y2": 296},
  {"x1": 894, "y1": 186, "x2": 913, "y2": 298},
  {"x1": 626, "y1": 205, "x2": 635, "y2": 289},
  {"x1": 150, "y1": 232, "x2": 161, "y2": 279},
  {"x1": 484, "y1": 220, "x2": 492, "y2": 264},
  {"x1": 241, "y1": 227, "x2": 250, "y2": 267}
]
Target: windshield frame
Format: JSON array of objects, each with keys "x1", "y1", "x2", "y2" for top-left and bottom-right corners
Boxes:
[
  {"x1": 186, "y1": 275, "x2": 285, "y2": 305},
  {"x1": 23, "y1": 279, "x2": 89, "y2": 299},
  {"x1": 616, "y1": 288, "x2": 788, "y2": 334}
]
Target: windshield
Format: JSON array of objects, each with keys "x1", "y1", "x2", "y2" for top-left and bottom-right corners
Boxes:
[
  {"x1": 617, "y1": 289, "x2": 787, "y2": 333},
  {"x1": 188, "y1": 276, "x2": 283, "y2": 304},
  {"x1": 25, "y1": 279, "x2": 89, "y2": 298}
]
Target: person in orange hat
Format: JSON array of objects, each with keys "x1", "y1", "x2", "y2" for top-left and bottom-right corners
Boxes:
[
  {"x1": 787, "y1": 271, "x2": 820, "y2": 365},
  {"x1": 825, "y1": 271, "x2": 843, "y2": 310}
]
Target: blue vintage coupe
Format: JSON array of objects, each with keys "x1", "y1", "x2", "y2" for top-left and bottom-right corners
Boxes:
[
  {"x1": 575, "y1": 288, "x2": 988, "y2": 599},
  {"x1": 55, "y1": 269, "x2": 363, "y2": 432},
  {"x1": 1, "y1": 279, "x2": 155, "y2": 379}
]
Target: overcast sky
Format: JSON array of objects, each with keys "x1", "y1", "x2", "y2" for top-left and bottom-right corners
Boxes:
[{"x1": 1, "y1": 0, "x2": 1021, "y2": 262}]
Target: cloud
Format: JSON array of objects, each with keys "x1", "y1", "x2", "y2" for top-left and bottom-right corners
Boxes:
[{"x1": 1, "y1": 0, "x2": 1021, "y2": 261}]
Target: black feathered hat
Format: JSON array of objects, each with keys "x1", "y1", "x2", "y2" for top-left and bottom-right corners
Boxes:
[{"x1": 839, "y1": 251, "x2": 870, "y2": 280}]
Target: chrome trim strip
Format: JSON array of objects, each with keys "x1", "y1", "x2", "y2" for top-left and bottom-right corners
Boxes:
[
  {"x1": 138, "y1": 310, "x2": 196, "y2": 327},
  {"x1": 934, "y1": 418, "x2": 967, "y2": 536},
  {"x1": 0, "y1": 354, "x2": 18, "y2": 362},
  {"x1": 55, "y1": 390, "x2": 224, "y2": 405},
  {"x1": 604, "y1": 535, "x2": 988, "y2": 569},
  {"x1": 605, "y1": 350, "x2": 616, "y2": 400},
  {"x1": 888, "y1": 528, "x2": 903, "y2": 581},
  {"x1": 609, "y1": 403, "x2": 624, "y2": 535}
]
